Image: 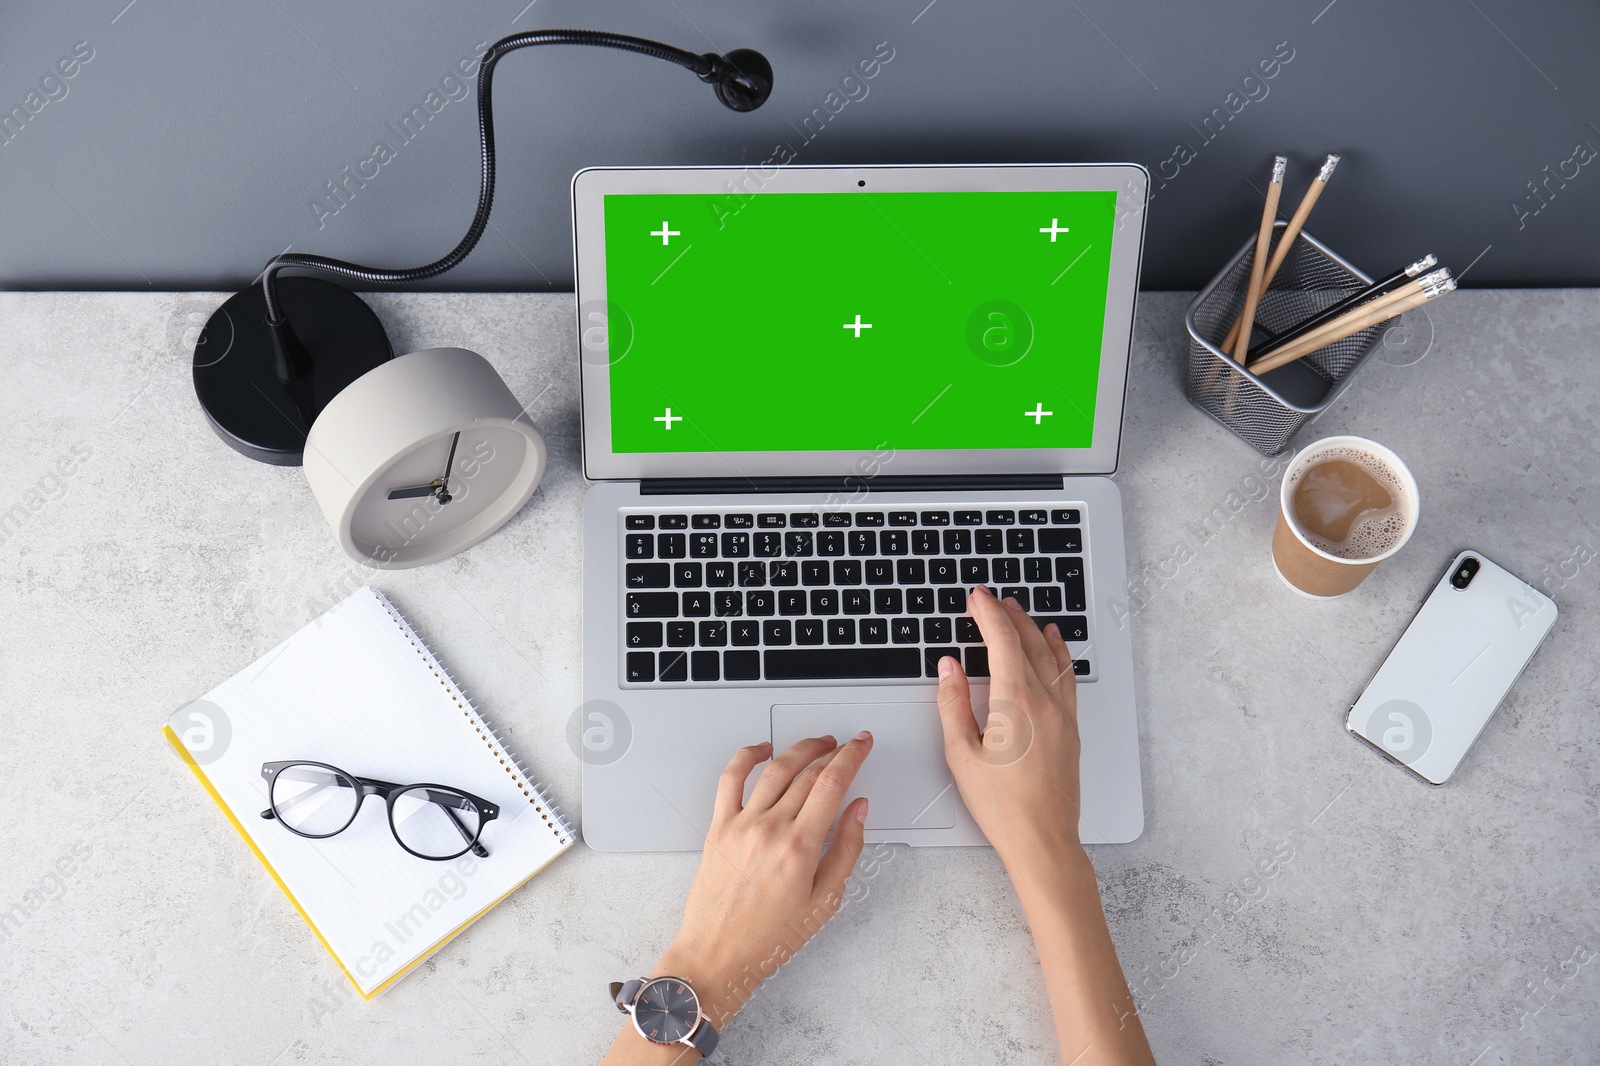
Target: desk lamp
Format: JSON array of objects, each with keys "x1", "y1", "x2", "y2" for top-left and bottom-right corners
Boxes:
[{"x1": 190, "y1": 30, "x2": 771, "y2": 567}]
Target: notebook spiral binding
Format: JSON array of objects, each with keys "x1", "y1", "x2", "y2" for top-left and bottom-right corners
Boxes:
[{"x1": 369, "y1": 589, "x2": 573, "y2": 847}]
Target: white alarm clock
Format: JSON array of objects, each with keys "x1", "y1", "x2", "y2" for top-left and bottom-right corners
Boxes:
[{"x1": 304, "y1": 347, "x2": 547, "y2": 569}]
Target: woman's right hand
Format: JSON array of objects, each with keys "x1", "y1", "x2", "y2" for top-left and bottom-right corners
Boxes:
[
  {"x1": 936, "y1": 585, "x2": 1156, "y2": 1065},
  {"x1": 934, "y1": 584, "x2": 1085, "y2": 870}
]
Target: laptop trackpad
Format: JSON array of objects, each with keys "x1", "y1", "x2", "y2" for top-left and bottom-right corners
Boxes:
[{"x1": 770, "y1": 704, "x2": 959, "y2": 830}]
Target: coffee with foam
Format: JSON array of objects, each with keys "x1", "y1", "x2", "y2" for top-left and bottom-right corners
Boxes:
[{"x1": 1286, "y1": 445, "x2": 1413, "y2": 559}]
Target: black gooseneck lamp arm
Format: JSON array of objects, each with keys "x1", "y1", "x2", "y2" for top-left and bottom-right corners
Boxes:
[
  {"x1": 260, "y1": 30, "x2": 773, "y2": 337},
  {"x1": 195, "y1": 29, "x2": 770, "y2": 465}
]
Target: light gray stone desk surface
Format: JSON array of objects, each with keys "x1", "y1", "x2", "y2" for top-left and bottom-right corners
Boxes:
[{"x1": 2, "y1": 289, "x2": 1597, "y2": 1065}]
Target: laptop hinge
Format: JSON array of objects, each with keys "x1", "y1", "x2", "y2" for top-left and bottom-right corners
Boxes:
[{"x1": 639, "y1": 474, "x2": 1067, "y2": 496}]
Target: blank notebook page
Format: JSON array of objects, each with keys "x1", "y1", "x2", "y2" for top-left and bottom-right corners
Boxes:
[{"x1": 169, "y1": 587, "x2": 572, "y2": 997}]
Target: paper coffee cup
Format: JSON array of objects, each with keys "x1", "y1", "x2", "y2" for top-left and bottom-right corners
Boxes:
[{"x1": 1272, "y1": 435, "x2": 1419, "y2": 598}]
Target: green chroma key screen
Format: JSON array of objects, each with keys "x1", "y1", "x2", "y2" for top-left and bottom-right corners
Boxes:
[{"x1": 601, "y1": 189, "x2": 1116, "y2": 453}]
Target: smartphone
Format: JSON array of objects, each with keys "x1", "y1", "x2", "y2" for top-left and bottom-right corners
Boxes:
[{"x1": 1347, "y1": 550, "x2": 1558, "y2": 785}]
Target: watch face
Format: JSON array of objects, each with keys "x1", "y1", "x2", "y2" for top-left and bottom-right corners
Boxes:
[{"x1": 633, "y1": 978, "x2": 699, "y2": 1044}]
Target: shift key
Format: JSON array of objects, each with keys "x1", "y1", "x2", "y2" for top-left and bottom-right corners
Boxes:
[{"x1": 625, "y1": 592, "x2": 679, "y2": 618}]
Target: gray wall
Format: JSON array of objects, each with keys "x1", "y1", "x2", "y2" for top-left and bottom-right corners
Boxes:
[{"x1": 2, "y1": 0, "x2": 1597, "y2": 293}]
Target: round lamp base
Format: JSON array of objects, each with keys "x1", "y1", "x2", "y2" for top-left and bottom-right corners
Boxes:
[{"x1": 192, "y1": 277, "x2": 392, "y2": 466}]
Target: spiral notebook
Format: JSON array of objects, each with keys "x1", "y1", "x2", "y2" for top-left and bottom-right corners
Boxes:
[{"x1": 164, "y1": 586, "x2": 573, "y2": 999}]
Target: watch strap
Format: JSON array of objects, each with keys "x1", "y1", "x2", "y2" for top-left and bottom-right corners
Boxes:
[
  {"x1": 610, "y1": 979, "x2": 644, "y2": 1013},
  {"x1": 688, "y1": 1016, "x2": 719, "y2": 1058}
]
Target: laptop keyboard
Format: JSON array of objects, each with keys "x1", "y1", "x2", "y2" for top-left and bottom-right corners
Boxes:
[{"x1": 620, "y1": 506, "x2": 1092, "y2": 685}]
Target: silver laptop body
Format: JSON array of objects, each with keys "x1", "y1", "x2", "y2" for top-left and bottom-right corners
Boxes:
[{"x1": 576, "y1": 164, "x2": 1148, "y2": 850}]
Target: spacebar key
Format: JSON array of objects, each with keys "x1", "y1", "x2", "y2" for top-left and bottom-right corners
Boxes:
[{"x1": 764, "y1": 648, "x2": 921, "y2": 680}]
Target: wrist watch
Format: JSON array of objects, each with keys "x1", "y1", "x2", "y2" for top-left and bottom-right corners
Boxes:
[{"x1": 610, "y1": 976, "x2": 719, "y2": 1058}]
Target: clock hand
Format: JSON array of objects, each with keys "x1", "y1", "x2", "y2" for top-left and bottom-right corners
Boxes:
[
  {"x1": 437, "y1": 431, "x2": 461, "y2": 504},
  {"x1": 386, "y1": 432, "x2": 463, "y2": 503},
  {"x1": 387, "y1": 483, "x2": 440, "y2": 500}
]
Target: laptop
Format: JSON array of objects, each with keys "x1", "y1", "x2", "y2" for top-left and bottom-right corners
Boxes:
[{"x1": 576, "y1": 163, "x2": 1148, "y2": 850}]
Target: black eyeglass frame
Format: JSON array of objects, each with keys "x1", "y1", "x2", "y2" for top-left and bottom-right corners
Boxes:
[{"x1": 259, "y1": 759, "x2": 500, "y2": 861}]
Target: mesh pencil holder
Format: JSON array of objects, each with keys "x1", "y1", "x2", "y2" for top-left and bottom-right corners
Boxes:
[{"x1": 1184, "y1": 220, "x2": 1383, "y2": 455}]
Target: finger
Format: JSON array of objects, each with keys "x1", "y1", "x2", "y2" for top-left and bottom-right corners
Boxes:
[
  {"x1": 1043, "y1": 622, "x2": 1081, "y2": 708},
  {"x1": 747, "y1": 735, "x2": 837, "y2": 811},
  {"x1": 713, "y1": 741, "x2": 772, "y2": 825},
  {"x1": 812, "y1": 796, "x2": 868, "y2": 914},
  {"x1": 796, "y1": 731, "x2": 873, "y2": 842},
  {"x1": 774, "y1": 742, "x2": 847, "y2": 818},
  {"x1": 935, "y1": 653, "x2": 980, "y2": 757},
  {"x1": 967, "y1": 585, "x2": 1038, "y2": 693},
  {"x1": 1001, "y1": 595, "x2": 1061, "y2": 693}
]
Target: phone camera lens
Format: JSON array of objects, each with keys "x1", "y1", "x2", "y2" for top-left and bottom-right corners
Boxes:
[
  {"x1": 1450, "y1": 556, "x2": 1480, "y2": 590},
  {"x1": 857, "y1": 179, "x2": 866, "y2": 187}
]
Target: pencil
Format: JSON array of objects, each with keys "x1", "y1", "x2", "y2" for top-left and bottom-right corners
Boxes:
[
  {"x1": 1245, "y1": 253, "x2": 1437, "y2": 363},
  {"x1": 1248, "y1": 268, "x2": 1447, "y2": 368},
  {"x1": 1230, "y1": 155, "x2": 1288, "y2": 362},
  {"x1": 1248, "y1": 274, "x2": 1455, "y2": 375},
  {"x1": 1250, "y1": 267, "x2": 1448, "y2": 366},
  {"x1": 1223, "y1": 153, "x2": 1341, "y2": 353}
]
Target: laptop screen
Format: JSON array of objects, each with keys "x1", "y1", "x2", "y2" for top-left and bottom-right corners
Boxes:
[
  {"x1": 602, "y1": 189, "x2": 1113, "y2": 454},
  {"x1": 574, "y1": 166, "x2": 1147, "y2": 480}
]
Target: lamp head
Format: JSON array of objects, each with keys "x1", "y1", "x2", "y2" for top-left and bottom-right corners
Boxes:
[{"x1": 702, "y1": 48, "x2": 773, "y2": 111}]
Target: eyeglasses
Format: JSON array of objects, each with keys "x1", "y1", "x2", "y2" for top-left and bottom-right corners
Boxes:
[{"x1": 259, "y1": 760, "x2": 499, "y2": 861}]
